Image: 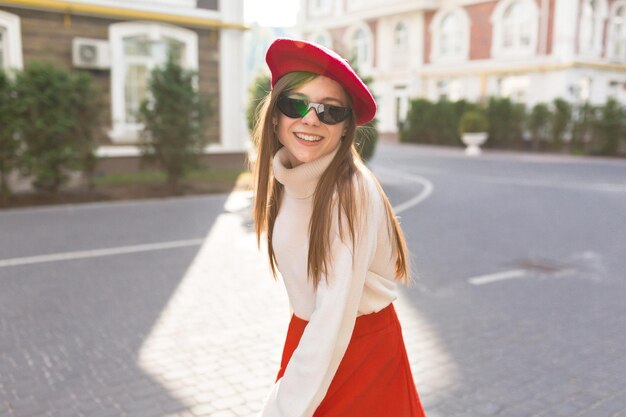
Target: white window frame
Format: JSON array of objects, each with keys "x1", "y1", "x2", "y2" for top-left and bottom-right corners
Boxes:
[
  {"x1": 392, "y1": 20, "x2": 409, "y2": 67},
  {"x1": 491, "y1": 0, "x2": 539, "y2": 58},
  {"x1": 109, "y1": 22, "x2": 198, "y2": 143},
  {"x1": 344, "y1": 22, "x2": 374, "y2": 70},
  {"x1": 607, "y1": 0, "x2": 626, "y2": 62},
  {"x1": 578, "y1": 0, "x2": 608, "y2": 58},
  {"x1": 0, "y1": 10, "x2": 23, "y2": 72},
  {"x1": 430, "y1": 7, "x2": 470, "y2": 64}
]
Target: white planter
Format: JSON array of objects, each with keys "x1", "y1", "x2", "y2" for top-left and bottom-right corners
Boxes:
[{"x1": 461, "y1": 132, "x2": 488, "y2": 156}]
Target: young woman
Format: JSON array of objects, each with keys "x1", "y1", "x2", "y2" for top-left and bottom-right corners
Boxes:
[{"x1": 252, "y1": 38, "x2": 426, "y2": 417}]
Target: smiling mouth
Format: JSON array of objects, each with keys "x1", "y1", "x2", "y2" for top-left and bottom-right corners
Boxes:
[{"x1": 294, "y1": 132, "x2": 323, "y2": 142}]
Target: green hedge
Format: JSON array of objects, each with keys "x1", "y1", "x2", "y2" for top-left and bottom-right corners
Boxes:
[{"x1": 400, "y1": 96, "x2": 626, "y2": 157}]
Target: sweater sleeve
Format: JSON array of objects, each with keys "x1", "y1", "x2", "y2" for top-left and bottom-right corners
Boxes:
[{"x1": 259, "y1": 177, "x2": 382, "y2": 417}]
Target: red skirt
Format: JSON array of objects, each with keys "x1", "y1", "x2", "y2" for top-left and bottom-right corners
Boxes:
[{"x1": 275, "y1": 303, "x2": 426, "y2": 417}]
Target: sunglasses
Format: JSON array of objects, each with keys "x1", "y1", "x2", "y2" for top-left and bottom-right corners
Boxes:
[{"x1": 277, "y1": 95, "x2": 352, "y2": 125}]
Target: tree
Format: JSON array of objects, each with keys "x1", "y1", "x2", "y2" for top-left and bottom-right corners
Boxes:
[{"x1": 138, "y1": 51, "x2": 211, "y2": 192}]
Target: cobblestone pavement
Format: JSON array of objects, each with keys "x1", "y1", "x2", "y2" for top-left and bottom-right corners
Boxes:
[
  {"x1": 2, "y1": 143, "x2": 626, "y2": 417},
  {"x1": 0, "y1": 190, "x2": 442, "y2": 417}
]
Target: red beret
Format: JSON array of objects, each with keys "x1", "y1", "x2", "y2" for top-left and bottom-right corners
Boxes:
[{"x1": 265, "y1": 38, "x2": 376, "y2": 126}]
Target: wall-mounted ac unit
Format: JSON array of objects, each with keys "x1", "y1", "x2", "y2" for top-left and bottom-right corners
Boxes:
[{"x1": 72, "y1": 38, "x2": 110, "y2": 70}]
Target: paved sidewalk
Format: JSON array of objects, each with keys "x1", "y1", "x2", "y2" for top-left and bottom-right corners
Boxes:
[
  {"x1": 156, "y1": 190, "x2": 440, "y2": 417},
  {"x1": 0, "y1": 189, "x2": 442, "y2": 417}
]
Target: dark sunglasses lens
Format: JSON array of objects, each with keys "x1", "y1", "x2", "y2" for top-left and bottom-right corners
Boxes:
[
  {"x1": 322, "y1": 105, "x2": 350, "y2": 125},
  {"x1": 278, "y1": 97, "x2": 307, "y2": 118}
]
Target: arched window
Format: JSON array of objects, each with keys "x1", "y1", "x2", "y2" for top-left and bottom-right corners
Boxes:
[
  {"x1": 393, "y1": 21, "x2": 409, "y2": 67},
  {"x1": 579, "y1": 0, "x2": 608, "y2": 56},
  {"x1": 608, "y1": 2, "x2": 626, "y2": 61},
  {"x1": 345, "y1": 23, "x2": 373, "y2": 68},
  {"x1": 353, "y1": 28, "x2": 368, "y2": 64},
  {"x1": 0, "y1": 10, "x2": 23, "y2": 72},
  {"x1": 109, "y1": 22, "x2": 198, "y2": 142},
  {"x1": 430, "y1": 8, "x2": 469, "y2": 62},
  {"x1": 502, "y1": 1, "x2": 534, "y2": 48},
  {"x1": 394, "y1": 21, "x2": 408, "y2": 51},
  {"x1": 491, "y1": 0, "x2": 538, "y2": 57},
  {"x1": 440, "y1": 13, "x2": 463, "y2": 57}
]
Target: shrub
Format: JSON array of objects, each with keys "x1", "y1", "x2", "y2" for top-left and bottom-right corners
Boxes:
[
  {"x1": 355, "y1": 119, "x2": 378, "y2": 161},
  {"x1": 13, "y1": 61, "x2": 102, "y2": 193},
  {"x1": 138, "y1": 52, "x2": 211, "y2": 192},
  {"x1": 0, "y1": 70, "x2": 19, "y2": 201},
  {"x1": 430, "y1": 99, "x2": 459, "y2": 145},
  {"x1": 528, "y1": 103, "x2": 551, "y2": 151},
  {"x1": 352, "y1": 69, "x2": 379, "y2": 162},
  {"x1": 570, "y1": 102, "x2": 596, "y2": 155},
  {"x1": 459, "y1": 109, "x2": 489, "y2": 134},
  {"x1": 486, "y1": 97, "x2": 525, "y2": 149},
  {"x1": 400, "y1": 98, "x2": 432, "y2": 144},
  {"x1": 246, "y1": 72, "x2": 271, "y2": 134},
  {"x1": 593, "y1": 98, "x2": 625, "y2": 156},
  {"x1": 550, "y1": 98, "x2": 572, "y2": 151}
]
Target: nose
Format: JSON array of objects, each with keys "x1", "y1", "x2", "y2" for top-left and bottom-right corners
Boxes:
[{"x1": 300, "y1": 107, "x2": 321, "y2": 126}]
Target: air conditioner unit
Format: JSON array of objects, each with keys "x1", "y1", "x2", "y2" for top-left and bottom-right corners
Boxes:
[{"x1": 72, "y1": 38, "x2": 110, "y2": 70}]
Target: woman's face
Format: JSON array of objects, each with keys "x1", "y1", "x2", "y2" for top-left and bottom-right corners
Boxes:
[{"x1": 274, "y1": 75, "x2": 350, "y2": 168}]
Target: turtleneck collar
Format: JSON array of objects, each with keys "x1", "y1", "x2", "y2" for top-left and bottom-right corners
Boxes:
[{"x1": 272, "y1": 144, "x2": 340, "y2": 199}]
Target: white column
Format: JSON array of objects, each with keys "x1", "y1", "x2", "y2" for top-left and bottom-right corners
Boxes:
[
  {"x1": 552, "y1": 0, "x2": 578, "y2": 61},
  {"x1": 216, "y1": 0, "x2": 247, "y2": 152}
]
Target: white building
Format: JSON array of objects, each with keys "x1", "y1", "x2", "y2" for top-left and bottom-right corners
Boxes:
[{"x1": 298, "y1": 0, "x2": 626, "y2": 136}]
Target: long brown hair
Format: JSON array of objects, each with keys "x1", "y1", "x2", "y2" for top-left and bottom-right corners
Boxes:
[{"x1": 251, "y1": 71, "x2": 412, "y2": 289}]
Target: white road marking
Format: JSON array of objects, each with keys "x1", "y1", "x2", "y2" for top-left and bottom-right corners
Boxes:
[
  {"x1": 0, "y1": 193, "x2": 227, "y2": 216},
  {"x1": 0, "y1": 239, "x2": 205, "y2": 268},
  {"x1": 468, "y1": 269, "x2": 528, "y2": 286},
  {"x1": 467, "y1": 175, "x2": 626, "y2": 193},
  {"x1": 374, "y1": 168, "x2": 434, "y2": 215}
]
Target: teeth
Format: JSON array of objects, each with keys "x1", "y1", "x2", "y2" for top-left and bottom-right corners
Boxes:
[{"x1": 295, "y1": 133, "x2": 323, "y2": 142}]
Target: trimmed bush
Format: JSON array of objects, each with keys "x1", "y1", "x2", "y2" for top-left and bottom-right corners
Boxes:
[
  {"x1": 138, "y1": 52, "x2": 211, "y2": 192},
  {"x1": 570, "y1": 102, "x2": 596, "y2": 155},
  {"x1": 400, "y1": 98, "x2": 432, "y2": 144},
  {"x1": 486, "y1": 97, "x2": 525, "y2": 149},
  {"x1": 246, "y1": 72, "x2": 271, "y2": 134},
  {"x1": 459, "y1": 109, "x2": 489, "y2": 134},
  {"x1": 594, "y1": 98, "x2": 625, "y2": 156},
  {"x1": 13, "y1": 61, "x2": 102, "y2": 193},
  {"x1": 0, "y1": 70, "x2": 19, "y2": 201},
  {"x1": 551, "y1": 98, "x2": 572, "y2": 151},
  {"x1": 528, "y1": 103, "x2": 551, "y2": 152}
]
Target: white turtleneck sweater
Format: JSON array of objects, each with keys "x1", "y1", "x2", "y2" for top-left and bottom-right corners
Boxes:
[{"x1": 259, "y1": 144, "x2": 399, "y2": 417}]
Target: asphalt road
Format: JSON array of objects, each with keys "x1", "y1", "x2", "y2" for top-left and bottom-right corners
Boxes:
[
  {"x1": 370, "y1": 143, "x2": 626, "y2": 417},
  {"x1": 0, "y1": 142, "x2": 625, "y2": 417}
]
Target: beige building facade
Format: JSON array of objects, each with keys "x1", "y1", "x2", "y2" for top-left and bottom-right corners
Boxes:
[{"x1": 0, "y1": 0, "x2": 248, "y2": 173}]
